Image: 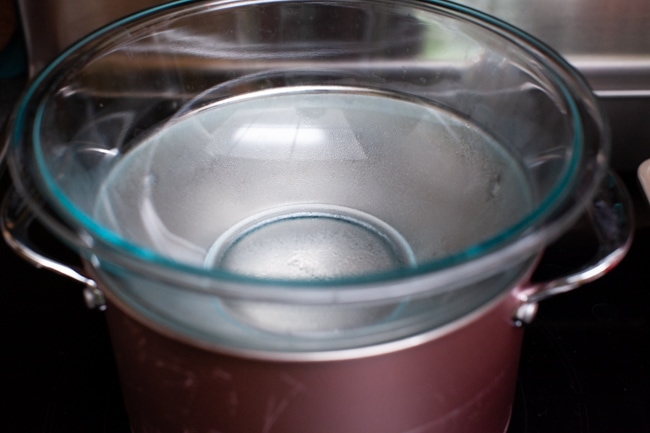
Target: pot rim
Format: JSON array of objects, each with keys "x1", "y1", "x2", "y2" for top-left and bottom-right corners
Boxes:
[
  {"x1": 7, "y1": 0, "x2": 609, "y2": 302},
  {"x1": 98, "y1": 263, "x2": 528, "y2": 361}
]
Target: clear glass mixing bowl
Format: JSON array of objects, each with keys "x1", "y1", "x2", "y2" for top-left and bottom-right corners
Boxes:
[{"x1": 6, "y1": 0, "x2": 609, "y2": 352}]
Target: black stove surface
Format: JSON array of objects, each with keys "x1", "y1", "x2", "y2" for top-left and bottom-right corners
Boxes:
[{"x1": 1, "y1": 76, "x2": 649, "y2": 433}]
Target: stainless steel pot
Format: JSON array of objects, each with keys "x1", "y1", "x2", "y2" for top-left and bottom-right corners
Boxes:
[{"x1": 1, "y1": 1, "x2": 633, "y2": 432}]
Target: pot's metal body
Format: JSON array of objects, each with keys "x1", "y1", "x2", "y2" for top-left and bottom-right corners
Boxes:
[{"x1": 104, "y1": 284, "x2": 523, "y2": 433}]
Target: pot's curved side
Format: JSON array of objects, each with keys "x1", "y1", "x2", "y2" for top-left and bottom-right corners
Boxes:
[{"x1": 105, "y1": 289, "x2": 523, "y2": 433}]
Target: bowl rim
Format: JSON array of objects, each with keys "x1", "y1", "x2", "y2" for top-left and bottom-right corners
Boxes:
[{"x1": 8, "y1": 0, "x2": 608, "y2": 302}]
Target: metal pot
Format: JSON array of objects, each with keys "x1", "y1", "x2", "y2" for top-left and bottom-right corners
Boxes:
[{"x1": 1, "y1": 1, "x2": 633, "y2": 432}]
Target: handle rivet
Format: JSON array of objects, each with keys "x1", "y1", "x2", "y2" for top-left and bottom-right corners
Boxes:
[
  {"x1": 513, "y1": 302, "x2": 538, "y2": 327},
  {"x1": 83, "y1": 286, "x2": 107, "y2": 311}
]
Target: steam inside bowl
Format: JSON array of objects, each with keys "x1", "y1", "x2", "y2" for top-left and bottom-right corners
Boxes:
[{"x1": 92, "y1": 85, "x2": 534, "y2": 281}]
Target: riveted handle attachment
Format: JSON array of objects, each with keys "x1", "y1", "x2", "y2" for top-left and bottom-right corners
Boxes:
[
  {"x1": 513, "y1": 171, "x2": 633, "y2": 326},
  {"x1": 1, "y1": 187, "x2": 105, "y2": 310}
]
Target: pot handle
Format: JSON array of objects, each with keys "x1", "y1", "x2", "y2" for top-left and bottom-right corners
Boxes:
[
  {"x1": 0, "y1": 187, "x2": 106, "y2": 310},
  {"x1": 513, "y1": 171, "x2": 633, "y2": 326}
]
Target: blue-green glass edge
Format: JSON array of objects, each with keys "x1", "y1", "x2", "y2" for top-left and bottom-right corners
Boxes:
[{"x1": 24, "y1": 0, "x2": 590, "y2": 287}]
